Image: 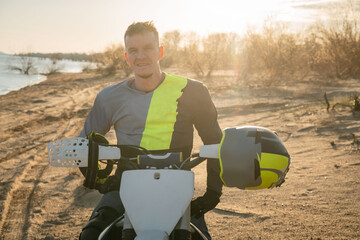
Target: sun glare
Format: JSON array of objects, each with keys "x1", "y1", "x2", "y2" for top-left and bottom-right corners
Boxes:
[
  {"x1": 0, "y1": 0, "x2": 344, "y2": 53},
  {"x1": 164, "y1": 0, "x2": 332, "y2": 36}
]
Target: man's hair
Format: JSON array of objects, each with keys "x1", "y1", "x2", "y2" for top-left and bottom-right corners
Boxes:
[{"x1": 124, "y1": 21, "x2": 159, "y2": 45}]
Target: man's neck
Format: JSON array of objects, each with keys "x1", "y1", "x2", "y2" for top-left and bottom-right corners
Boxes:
[{"x1": 134, "y1": 71, "x2": 165, "y2": 93}]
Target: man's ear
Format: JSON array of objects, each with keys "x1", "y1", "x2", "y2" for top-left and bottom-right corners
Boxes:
[
  {"x1": 159, "y1": 46, "x2": 164, "y2": 61},
  {"x1": 125, "y1": 52, "x2": 130, "y2": 65}
]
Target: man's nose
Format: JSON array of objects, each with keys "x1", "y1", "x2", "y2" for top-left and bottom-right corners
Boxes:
[{"x1": 137, "y1": 49, "x2": 147, "y2": 58}]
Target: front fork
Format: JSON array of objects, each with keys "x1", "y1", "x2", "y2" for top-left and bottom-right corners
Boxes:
[
  {"x1": 172, "y1": 205, "x2": 191, "y2": 240},
  {"x1": 122, "y1": 212, "x2": 136, "y2": 240},
  {"x1": 121, "y1": 205, "x2": 191, "y2": 240}
]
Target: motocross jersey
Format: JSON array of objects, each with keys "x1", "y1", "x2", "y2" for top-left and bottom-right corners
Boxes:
[{"x1": 79, "y1": 73, "x2": 223, "y2": 194}]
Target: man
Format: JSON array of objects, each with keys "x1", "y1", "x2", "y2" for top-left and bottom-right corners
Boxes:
[{"x1": 79, "y1": 21, "x2": 223, "y2": 240}]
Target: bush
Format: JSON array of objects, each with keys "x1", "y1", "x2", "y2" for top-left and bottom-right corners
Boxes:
[
  {"x1": 96, "y1": 43, "x2": 132, "y2": 76},
  {"x1": 181, "y1": 32, "x2": 238, "y2": 79},
  {"x1": 160, "y1": 30, "x2": 182, "y2": 68},
  {"x1": 9, "y1": 56, "x2": 37, "y2": 75},
  {"x1": 309, "y1": 6, "x2": 360, "y2": 79},
  {"x1": 45, "y1": 56, "x2": 64, "y2": 75},
  {"x1": 241, "y1": 22, "x2": 310, "y2": 84}
]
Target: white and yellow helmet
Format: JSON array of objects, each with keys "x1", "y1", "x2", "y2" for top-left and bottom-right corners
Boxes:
[{"x1": 219, "y1": 126, "x2": 290, "y2": 190}]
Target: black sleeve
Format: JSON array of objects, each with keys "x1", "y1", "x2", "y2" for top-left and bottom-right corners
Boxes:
[{"x1": 193, "y1": 83, "x2": 223, "y2": 196}]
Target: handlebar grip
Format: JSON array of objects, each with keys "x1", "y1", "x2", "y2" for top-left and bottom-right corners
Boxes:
[{"x1": 84, "y1": 136, "x2": 99, "y2": 189}]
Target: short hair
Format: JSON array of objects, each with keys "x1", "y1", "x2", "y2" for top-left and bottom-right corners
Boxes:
[{"x1": 124, "y1": 21, "x2": 159, "y2": 45}]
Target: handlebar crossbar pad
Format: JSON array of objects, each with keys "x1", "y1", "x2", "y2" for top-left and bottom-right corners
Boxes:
[
  {"x1": 84, "y1": 136, "x2": 99, "y2": 189},
  {"x1": 137, "y1": 152, "x2": 183, "y2": 169}
]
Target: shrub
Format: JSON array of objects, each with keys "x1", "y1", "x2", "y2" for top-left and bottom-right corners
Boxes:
[
  {"x1": 9, "y1": 56, "x2": 37, "y2": 75},
  {"x1": 96, "y1": 43, "x2": 132, "y2": 76},
  {"x1": 181, "y1": 32, "x2": 238, "y2": 79},
  {"x1": 241, "y1": 22, "x2": 310, "y2": 84},
  {"x1": 160, "y1": 30, "x2": 182, "y2": 68},
  {"x1": 310, "y1": 6, "x2": 360, "y2": 79}
]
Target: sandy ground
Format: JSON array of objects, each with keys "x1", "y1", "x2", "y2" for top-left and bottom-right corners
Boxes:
[{"x1": 0, "y1": 72, "x2": 359, "y2": 240}]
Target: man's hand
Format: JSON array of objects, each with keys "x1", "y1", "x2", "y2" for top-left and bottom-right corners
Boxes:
[
  {"x1": 191, "y1": 188, "x2": 220, "y2": 218},
  {"x1": 95, "y1": 174, "x2": 121, "y2": 194},
  {"x1": 95, "y1": 159, "x2": 138, "y2": 194}
]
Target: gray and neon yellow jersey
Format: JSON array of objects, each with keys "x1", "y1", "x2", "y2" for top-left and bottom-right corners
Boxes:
[{"x1": 79, "y1": 73, "x2": 223, "y2": 194}]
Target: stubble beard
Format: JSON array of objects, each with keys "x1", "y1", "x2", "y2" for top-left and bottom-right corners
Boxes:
[{"x1": 136, "y1": 73, "x2": 153, "y2": 79}]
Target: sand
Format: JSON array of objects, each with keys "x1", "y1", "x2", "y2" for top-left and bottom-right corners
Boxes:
[{"x1": 0, "y1": 71, "x2": 359, "y2": 239}]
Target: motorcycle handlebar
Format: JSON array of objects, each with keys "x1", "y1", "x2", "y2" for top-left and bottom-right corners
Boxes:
[{"x1": 84, "y1": 136, "x2": 212, "y2": 189}]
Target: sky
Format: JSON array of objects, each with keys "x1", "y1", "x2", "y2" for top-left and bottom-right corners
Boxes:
[{"x1": 0, "y1": 0, "x2": 356, "y2": 54}]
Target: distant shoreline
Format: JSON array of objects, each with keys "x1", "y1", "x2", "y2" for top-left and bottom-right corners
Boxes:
[{"x1": 0, "y1": 54, "x2": 93, "y2": 96}]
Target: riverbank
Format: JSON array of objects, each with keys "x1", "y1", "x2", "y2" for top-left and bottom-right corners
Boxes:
[{"x1": 0, "y1": 53, "x2": 93, "y2": 95}]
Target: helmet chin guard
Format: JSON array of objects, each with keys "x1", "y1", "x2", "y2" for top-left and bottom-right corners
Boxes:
[{"x1": 219, "y1": 126, "x2": 290, "y2": 190}]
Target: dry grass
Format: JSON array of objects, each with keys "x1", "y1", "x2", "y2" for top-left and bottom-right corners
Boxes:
[{"x1": 156, "y1": 2, "x2": 360, "y2": 86}]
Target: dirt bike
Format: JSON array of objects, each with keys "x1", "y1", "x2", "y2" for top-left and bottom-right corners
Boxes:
[{"x1": 48, "y1": 126, "x2": 291, "y2": 240}]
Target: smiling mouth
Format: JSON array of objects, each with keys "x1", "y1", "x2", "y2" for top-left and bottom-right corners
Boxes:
[{"x1": 136, "y1": 63, "x2": 150, "y2": 67}]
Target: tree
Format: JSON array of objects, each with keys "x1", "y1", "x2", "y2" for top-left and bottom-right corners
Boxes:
[
  {"x1": 312, "y1": 3, "x2": 360, "y2": 79},
  {"x1": 242, "y1": 21, "x2": 309, "y2": 83},
  {"x1": 160, "y1": 30, "x2": 182, "y2": 67},
  {"x1": 9, "y1": 56, "x2": 37, "y2": 75},
  {"x1": 181, "y1": 32, "x2": 237, "y2": 79},
  {"x1": 96, "y1": 43, "x2": 132, "y2": 76},
  {"x1": 181, "y1": 32, "x2": 207, "y2": 78},
  {"x1": 44, "y1": 54, "x2": 64, "y2": 75}
]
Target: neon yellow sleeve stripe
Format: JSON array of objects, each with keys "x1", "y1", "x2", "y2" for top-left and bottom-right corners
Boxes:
[
  {"x1": 218, "y1": 130, "x2": 227, "y2": 186},
  {"x1": 140, "y1": 74, "x2": 187, "y2": 150}
]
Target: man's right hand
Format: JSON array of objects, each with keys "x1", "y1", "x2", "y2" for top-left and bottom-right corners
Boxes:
[
  {"x1": 95, "y1": 159, "x2": 138, "y2": 194},
  {"x1": 95, "y1": 175, "x2": 121, "y2": 194}
]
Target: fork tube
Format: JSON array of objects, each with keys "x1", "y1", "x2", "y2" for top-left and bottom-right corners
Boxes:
[
  {"x1": 122, "y1": 212, "x2": 136, "y2": 240},
  {"x1": 173, "y1": 205, "x2": 191, "y2": 240}
]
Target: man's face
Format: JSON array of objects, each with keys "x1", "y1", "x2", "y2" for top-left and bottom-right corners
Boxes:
[{"x1": 125, "y1": 31, "x2": 163, "y2": 79}]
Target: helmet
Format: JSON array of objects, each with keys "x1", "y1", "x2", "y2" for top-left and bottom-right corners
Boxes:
[{"x1": 219, "y1": 126, "x2": 290, "y2": 190}]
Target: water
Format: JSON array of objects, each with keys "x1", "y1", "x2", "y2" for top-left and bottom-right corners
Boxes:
[{"x1": 0, "y1": 53, "x2": 94, "y2": 95}]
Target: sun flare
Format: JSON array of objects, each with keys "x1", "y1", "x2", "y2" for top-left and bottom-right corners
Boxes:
[{"x1": 166, "y1": 0, "x2": 320, "y2": 35}]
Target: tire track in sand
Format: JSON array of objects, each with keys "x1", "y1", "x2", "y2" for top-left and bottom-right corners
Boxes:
[
  {"x1": 0, "y1": 116, "x2": 82, "y2": 239},
  {"x1": 0, "y1": 75, "x2": 116, "y2": 239}
]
